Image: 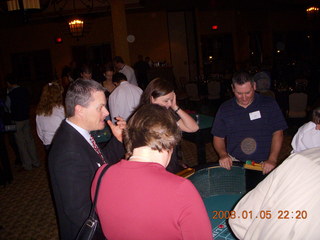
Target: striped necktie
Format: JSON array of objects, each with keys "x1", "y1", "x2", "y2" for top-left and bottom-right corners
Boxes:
[{"x1": 90, "y1": 135, "x2": 106, "y2": 164}]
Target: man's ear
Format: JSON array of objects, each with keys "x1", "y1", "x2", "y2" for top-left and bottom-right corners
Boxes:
[
  {"x1": 231, "y1": 84, "x2": 235, "y2": 92},
  {"x1": 74, "y1": 105, "x2": 83, "y2": 117},
  {"x1": 252, "y1": 82, "x2": 257, "y2": 91}
]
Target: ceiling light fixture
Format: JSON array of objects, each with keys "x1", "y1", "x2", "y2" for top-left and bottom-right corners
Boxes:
[
  {"x1": 68, "y1": 18, "x2": 84, "y2": 38},
  {"x1": 306, "y1": 6, "x2": 319, "y2": 20}
]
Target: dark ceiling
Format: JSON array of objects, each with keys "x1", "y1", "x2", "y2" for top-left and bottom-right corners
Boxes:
[
  {"x1": 142, "y1": 0, "x2": 311, "y2": 11},
  {"x1": 0, "y1": 0, "x2": 316, "y2": 27}
]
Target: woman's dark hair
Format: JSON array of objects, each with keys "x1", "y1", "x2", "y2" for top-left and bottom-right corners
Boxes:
[
  {"x1": 80, "y1": 64, "x2": 92, "y2": 74},
  {"x1": 139, "y1": 78, "x2": 174, "y2": 106},
  {"x1": 101, "y1": 63, "x2": 114, "y2": 73}
]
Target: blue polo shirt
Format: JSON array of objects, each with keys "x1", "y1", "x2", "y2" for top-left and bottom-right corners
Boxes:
[{"x1": 211, "y1": 93, "x2": 287, "y2": 162}]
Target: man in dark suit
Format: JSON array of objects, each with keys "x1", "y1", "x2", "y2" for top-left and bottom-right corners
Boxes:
[{"x1": 48, "y1": 79, "x2": 125, "y2": 240}]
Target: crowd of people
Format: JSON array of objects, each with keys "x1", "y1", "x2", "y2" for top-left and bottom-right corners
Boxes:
[
  {"x1": 1, "y1": 58, "x2": 320, "y2": 239},
  {"x1": 33, "y1": 56, "x2": 200, "y2": 239}
]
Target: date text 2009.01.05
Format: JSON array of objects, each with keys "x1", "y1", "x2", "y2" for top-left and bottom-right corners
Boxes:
[{"x1": 212, "y1": 210, "x2": 308, "y2": 220}]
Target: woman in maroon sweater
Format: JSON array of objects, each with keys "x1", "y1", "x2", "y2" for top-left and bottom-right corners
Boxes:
[{"x1": 92, "y1": 104, "x2": 213, "y2": 240}]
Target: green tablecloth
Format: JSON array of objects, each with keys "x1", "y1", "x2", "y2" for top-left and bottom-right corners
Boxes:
[
  {"x1": 90, "y1": 125, "x2": 111, "y2": 143},
  {"x1": 205, "y1": 194, "x2": 243, "y2": 239},
  {"x1": 190, "y1": 113, "x2": 214, "y2": 129},
  {"x1": 188, "y1": 166, "x2": 246, "y2": 239}
]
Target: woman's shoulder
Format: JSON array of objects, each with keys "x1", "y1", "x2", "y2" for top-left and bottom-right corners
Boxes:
[
  {"x1": 52, "y1": 105, "x2": 65, "y2": 114},
  {"x1": 163, "y1": 171, "x2": 196, "y2": 189},
  {"x1": 297, "y1": 121, "x2": 316, "y2": 132}
]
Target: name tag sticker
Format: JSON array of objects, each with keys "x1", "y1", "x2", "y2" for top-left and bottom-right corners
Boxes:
[{"x1": 249, "y1": 111, "x2": 261, "y2": 120}]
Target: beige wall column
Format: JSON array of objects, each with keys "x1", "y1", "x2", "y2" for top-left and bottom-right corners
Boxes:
[{"x1": 109, "y1": 0, "x2": 131, "y2": 64}]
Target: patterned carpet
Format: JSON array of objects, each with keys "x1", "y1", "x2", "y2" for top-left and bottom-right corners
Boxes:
[
  {"x1": 0, "y1": 132, "x2": 58, "y2": 240},
  {"x1": 0, "y1": 118, "x2": 293, "y2": 240}
]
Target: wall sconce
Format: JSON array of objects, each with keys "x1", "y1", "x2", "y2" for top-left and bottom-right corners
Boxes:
[
  {"x1": 7, "y1": 0, "x2": 40, "y2": 11},
  {"x1": 68, "y1": 18, "x2": 84, "y2": 38}
]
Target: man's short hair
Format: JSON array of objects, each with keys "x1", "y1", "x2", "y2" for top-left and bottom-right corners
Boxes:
[
  {"x1": 123, "y1": 104, "x2": 181, "y2": 156},
  {"x1": 65, "y1": 79, "x2": 105, "y2": 117},
  {"x1": 312, "y1": 107, "x2": 320, "y2": 124},
  {"x1": 113, "y1": 56, "x2": 124, "y2": 64},
  {"x1": 112, "y1": 72, "x2": 127, "y2": 83},
  {"x1": 232, "y1": 71, "x2": 254, "y2": 86}
]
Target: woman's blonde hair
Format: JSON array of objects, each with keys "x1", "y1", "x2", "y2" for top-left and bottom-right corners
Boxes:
[
  {"x1": 123, "y1": 104, "x2": 181, "y2": 157},
  {"x1": 36, "y1": 82, "x2": 64, "y2": 116}
]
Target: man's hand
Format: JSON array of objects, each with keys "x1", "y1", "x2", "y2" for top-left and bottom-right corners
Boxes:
[
  {"x1": 114, "y1": 117, "x2": 126, "y2": 130},
  {"x1": 107, "y1": 117, "x2": 126, "y2": 142},
  {"x1": 219, "y1": 155, "x2": 233, "y2": 170},
  {"x1": 262, "y1": 130, "x2": 282, "y2": 175},
  {"x1": 261, "y1": 160, "x2": 276, "y2": 175}
]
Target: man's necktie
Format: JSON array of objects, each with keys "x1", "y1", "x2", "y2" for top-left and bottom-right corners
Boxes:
[{"x1": 90, "y1": 135, "x2": 106, "y2": 164}]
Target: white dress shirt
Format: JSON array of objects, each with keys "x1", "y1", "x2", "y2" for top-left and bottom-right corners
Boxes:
[
  {"x1": 108, "y1": 81, "x2": 142, "y2": 122},
  {"x1": 229, "y1": 147, "x2": 320, "y2": 240},
  {"x1": 119, "y1": 65, "x2": 138, "y2": 86},
  {"x1": 36, "y1": 106, "x2": 65, "y2": 145},
  {"x1": 291, "y1": 121, "x2": 320, "y2": 153}
]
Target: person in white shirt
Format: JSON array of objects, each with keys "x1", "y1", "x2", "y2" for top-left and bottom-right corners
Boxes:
[
  {"x1": 229, "y1": 147, "x2": 320, "y2": 240},
  {"x1": 36, "y1": 82, "x2": 65, "y2": 151},
  {"x1": 113, "y1": 56, "x2": 138, "y2": 86},
  {"x1": 291, "y1": 107, "x2": 320, "y2": 153},
  {"x1": 108, "y1": 72, "x2": 142, "y2": 122}
]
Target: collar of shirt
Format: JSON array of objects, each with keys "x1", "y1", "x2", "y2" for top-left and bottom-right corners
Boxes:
[
  {"x1": 66, "y1": 118, "x2": 93, "y2": 147},
  {"x1": 119, "y1": 64, "x2": 126, "y2": 71},
  {"x1": 120, "y1": 81, "x2": 129, "y2": 86}
]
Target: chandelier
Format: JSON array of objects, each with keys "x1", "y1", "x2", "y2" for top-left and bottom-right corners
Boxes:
[
  {"x1": 306, "y1": 6, "x2": 319, "y2": 20},
  {"x1": 52, "y1": 0, "x2": 109, "y2": 39},
  {"x1": 68, "y1": 18, "x2": 84, "y2": 38}
]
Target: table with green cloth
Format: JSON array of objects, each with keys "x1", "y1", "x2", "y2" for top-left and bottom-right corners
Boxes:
[
  {"x1": 90, "y1": 125, "x2": 111, "y2": 145},
  {"x1": 187, "y1": 165, "x2": 246, "y2": 239}
]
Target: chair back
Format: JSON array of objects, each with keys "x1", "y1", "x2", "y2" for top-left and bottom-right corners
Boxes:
[
  {"x1": 207, "y1": 80, "x2": 221, "y2": 100},
  {"x1": 185, "y1": 82, "x2": 200, "y2": 101},
  {"x1": 288, "y1": 92, "x2": 308, "y2": 118}
]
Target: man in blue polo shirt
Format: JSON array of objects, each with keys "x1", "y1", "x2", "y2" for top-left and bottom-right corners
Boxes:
[{"x1": 211, "y1": 71, "x2": 287, "y2": 190}]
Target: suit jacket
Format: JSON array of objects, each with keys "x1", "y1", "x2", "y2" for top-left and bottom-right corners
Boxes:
[{"x1": 48, "y1": 120, "x2": 124, "y2": 240}]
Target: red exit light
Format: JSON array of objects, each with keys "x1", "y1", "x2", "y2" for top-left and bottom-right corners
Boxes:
[
  {"x1": 55, "y1": 37, "x2": 63, "y2": 44},
  {"x1": 211, "y1": 25, "x2": 218, "y2": 30}
]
